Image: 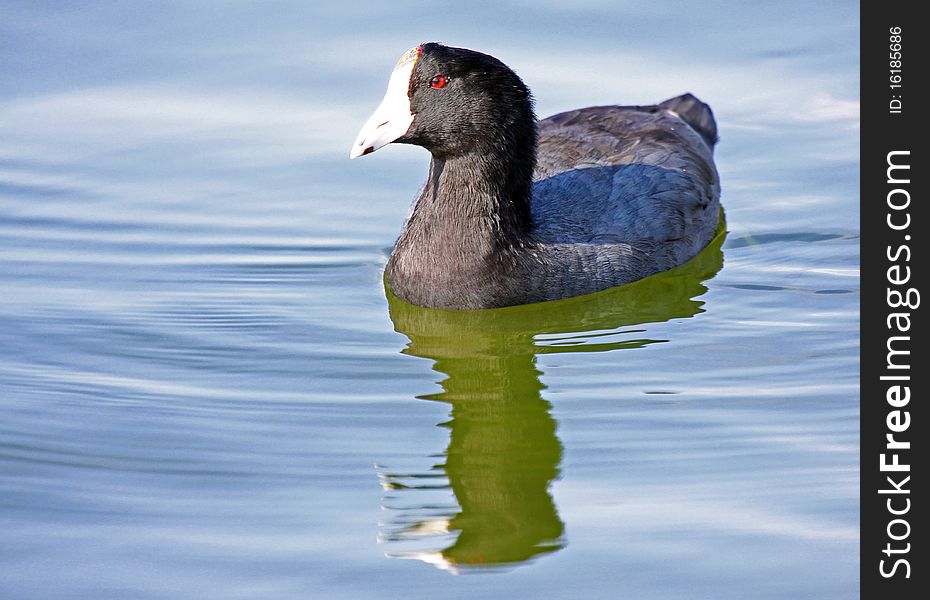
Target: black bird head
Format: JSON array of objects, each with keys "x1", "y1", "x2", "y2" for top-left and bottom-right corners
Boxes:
[{"x1": 351, "y1": 43, "x2": 536, "y2": 160}]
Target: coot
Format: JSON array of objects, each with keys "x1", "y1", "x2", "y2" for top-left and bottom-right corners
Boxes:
[{"x1": 351, "y1": 43, "x2": 721, "y2": 310}]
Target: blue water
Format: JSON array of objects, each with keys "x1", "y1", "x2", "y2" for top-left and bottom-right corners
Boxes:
[{"x1": 1, "y1": 2, "x2": 858, "y2": 598}]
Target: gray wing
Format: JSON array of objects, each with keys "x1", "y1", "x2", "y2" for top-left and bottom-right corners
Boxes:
[
  {"x1": 514, "y1": 97, "x2": 722, "y2": 302},
  {"x1": 531, "y1": 100, "x2": 719, "y2": 255}
]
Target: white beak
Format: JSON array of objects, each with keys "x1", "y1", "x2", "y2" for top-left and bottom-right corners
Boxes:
[{"x1": 350, "y1": 54, "x2": 418, "y2": 159}]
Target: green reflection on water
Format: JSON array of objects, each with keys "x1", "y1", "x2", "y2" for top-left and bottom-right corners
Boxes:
[{"x1": 382, "y1": 227, "x2": 725, "y2": 571}]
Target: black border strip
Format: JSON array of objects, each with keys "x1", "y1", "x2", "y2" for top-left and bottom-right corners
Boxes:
[{"x1": 861, "y1": 2, "x2": 924, "y2": 596}]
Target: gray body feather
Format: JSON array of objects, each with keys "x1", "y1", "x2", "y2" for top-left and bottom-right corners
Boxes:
[{"x1": 386, "y1": 94, "x2": 721, "y2": 309}]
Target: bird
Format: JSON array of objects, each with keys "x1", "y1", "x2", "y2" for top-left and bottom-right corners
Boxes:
[{"x1": 350, "y1": 42, "x2": 721, "y2": 310}]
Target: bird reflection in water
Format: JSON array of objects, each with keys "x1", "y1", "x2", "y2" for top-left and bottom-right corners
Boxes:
[{"x1": 378, "y1": 226, "x2": 725, "y2": 572}]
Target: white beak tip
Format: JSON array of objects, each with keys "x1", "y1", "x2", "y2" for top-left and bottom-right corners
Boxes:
[
  {"x1": 349, "y1": 144, "x2": 375, "y2": 160},
  {"x1": 349, "y1": 50, "x2": 418, "y2": 161}
]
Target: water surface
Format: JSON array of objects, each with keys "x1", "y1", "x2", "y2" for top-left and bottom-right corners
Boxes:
[{"x1": 1, "y1": 2, "x2": 858, "y2": 598}]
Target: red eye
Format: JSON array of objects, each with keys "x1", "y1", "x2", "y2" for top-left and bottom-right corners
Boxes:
[{"x1": 430, "y1": 75, "x2": 447, "y2": 89}]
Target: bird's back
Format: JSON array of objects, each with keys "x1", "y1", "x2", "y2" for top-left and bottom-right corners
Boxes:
[{"x1": 531, "y1": 95, "x2": 720, "y2": 264}]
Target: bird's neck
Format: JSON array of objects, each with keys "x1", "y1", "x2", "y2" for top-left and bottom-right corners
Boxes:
[
  {"x1": 403, "y1": 144, "x2": 535, "y2": 253},
  {"x1": 386, "y1": 129, "x2": 538, "y2": 308}
]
